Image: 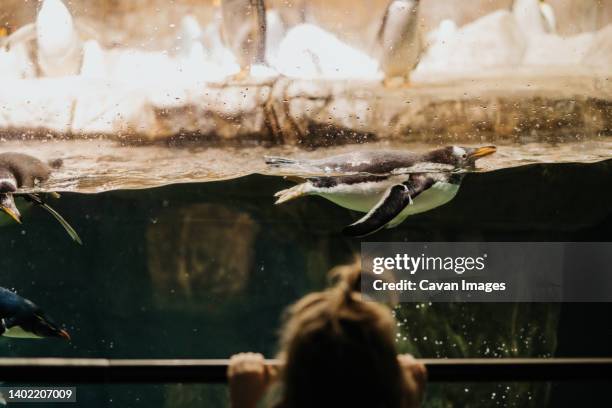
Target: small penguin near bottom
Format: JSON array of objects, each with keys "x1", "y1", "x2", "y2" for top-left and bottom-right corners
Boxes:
[
  {"x1": 0, "y1": 286, "x2": 70, "y2": 340},
  {"x1": 0, "y1": 152, "x2": 81, "y2": 244},
  {"x1": 266, "y1": 145, "x2": 496, "y2": 237}
]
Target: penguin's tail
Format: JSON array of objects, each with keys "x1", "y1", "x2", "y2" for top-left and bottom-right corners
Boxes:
[
  {"x1": 273, "y1": 184, "x2": 309, "y2": 205},
  {"x1": 48, "y1": 158, "x2": 63, "y2": 169},
  {"x1": 265, "y1": 156, "x2": 323, "y2": 175},
  {"x1": 265, "y1": 156, "x2": 300, "y2": 168}
]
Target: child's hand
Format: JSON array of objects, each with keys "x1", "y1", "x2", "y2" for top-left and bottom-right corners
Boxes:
[
  {"x1": 228, "y1": 353, "x2": 276, "y2": 408},
  {"x1": 398, "y1": 354, "x2": 427, "y2": 408}
]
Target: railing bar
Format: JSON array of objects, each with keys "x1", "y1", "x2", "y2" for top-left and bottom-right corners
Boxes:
[{"x1": 0, "y1": 358, "x2": 611, "y2": 383}]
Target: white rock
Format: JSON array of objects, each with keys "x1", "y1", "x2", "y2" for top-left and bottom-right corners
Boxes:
[
  {"x1": 523, "y1": 32, "x2": 594, "y2": 66},
  {"x1": 102, "y1": 50, "x2": 185, "y2": 105},
  {"x1": 416, "y1": 10, "x2": 525, "y2": 76},
  {"x1": 0, "y1": 78, "x2": 75, "y2": 132},
  {"x1": 201, "y1": 11, "x2": 240, "y2": 77},
  {"x1": 274, "y1": 24, "x2": 380, "y2": 80},
  {"x1": 418, "y1": 19, "x2": 458, "y2": 73},
  {"x1": 425, "y1": 19, "x2": 457, "y2": 48},
  {"x1": 80, "y1": 40, "x2": 106, "y2": 78},
  {"x1": 71, "y1": 79, "x2": 153, "y2": 135},
  {"x1": 583, "y1": 24, "x2": 612, "y2": 71},
  {"x1": 512, "y1": 0, "x2": 555, "y2": 36},
  {"x1": 0, "y1": 47, "x2": 34, "y2": 79},
  {"x1": 176, "y1": 15, "x2": 202, "y2": 57},
  {"x1": 0, "y1": 27, "x2": 37, "y2": 79}
]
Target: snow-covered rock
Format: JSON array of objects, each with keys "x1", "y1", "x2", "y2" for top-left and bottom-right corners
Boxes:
[
  {"x1": 416, "y1": 10, "x2": 525, "y2": 75},
  {"x1": 274, "y1": 24, "x2": 380, "y2": 80},
  {"x1": 523, "y1": 32, "x2": 594, "y2": 66},
  {"x1": 583, "y1": 24, "x2": 612, "y2": 71}
]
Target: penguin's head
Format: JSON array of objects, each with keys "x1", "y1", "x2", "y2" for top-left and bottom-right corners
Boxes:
[
  {"x1": 3, "y1": 310, "x2": 71, "y2": 340},
  {"x1": 28, "y1": 311, "x2": 71, "y2": 340},
  {"x1": 0, "y1": 194, "x2": 20, "y2": 223},
  {"x1": 0, "y1": 287, "x2": 71, "y2": 341},
  {"x1": 0, "y1": 172, "x2": 20, "y2": 223},
  {"x1": 0, "y1": 173, "x2": 20, "y2": 223},
  {"x1": 437, "y1": 145, "x2": 497, "y2": 168}
]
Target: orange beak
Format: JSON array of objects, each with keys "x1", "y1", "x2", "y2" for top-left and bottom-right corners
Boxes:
[
  {"x1": 2, "y1": 206, "x2": 21, "y2": 224},
  {"x1": 59, "y1": 329, "x2": 71, "y2": 341},
  {"x1": 468, "y1": 146, "x2": 497, "y2": 160}
]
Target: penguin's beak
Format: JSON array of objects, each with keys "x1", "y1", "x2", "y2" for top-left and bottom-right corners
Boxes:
[
  {"x1": 58, "y1": 329, "x2": 71, "y2": 341},
  {"x1": 0, "y1": 196, "x2": 21, "y2": 224},
  {"x1": 468, "y1": 146, "x2": 497, "y2": 160}
]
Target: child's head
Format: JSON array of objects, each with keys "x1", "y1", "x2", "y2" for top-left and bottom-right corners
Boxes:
[{"x1": 277, "y1": 261, "x2": 405, "y2": 408}]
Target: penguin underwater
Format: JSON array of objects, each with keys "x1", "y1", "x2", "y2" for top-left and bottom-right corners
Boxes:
[
  {"x1": 0, "y1": 286, "x2": 70, "y2": 340},
  {"x1": 266, "y1": 146, "x2": 496, "y2": 237},
  {"x1": 0, "y1": 152, "x2": 81, "y2": 244}
]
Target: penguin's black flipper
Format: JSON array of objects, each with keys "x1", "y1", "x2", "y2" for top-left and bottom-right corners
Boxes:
[
  {"x1": 343, "y1": 184, "x2": 412, "y2": 237},
  {"x1": 26, "y1": 194, "x2": 82, "y2": 245},
  {"x1": 343, "y1": 175, "x2": 435, "y2": 237}
]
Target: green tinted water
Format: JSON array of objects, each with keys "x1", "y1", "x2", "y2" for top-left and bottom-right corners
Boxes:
[{"x1": 0, "y1": 160, "x2": 610, "y2": 407}]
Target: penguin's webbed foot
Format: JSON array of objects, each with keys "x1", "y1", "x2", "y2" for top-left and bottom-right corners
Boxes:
[
  {"x1": 231, "y1": 67, "x2": 250, "y2": 82},
  {"x1": 273, "y1": 184, "x2": 307, "y2": 205},
  {"x1": 382, "y1": 76, "x2": 411, "y2": 89}
]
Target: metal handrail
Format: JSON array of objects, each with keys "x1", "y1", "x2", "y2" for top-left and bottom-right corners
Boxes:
[{"x1": 0, "y1": 358, "x2": 611, "y2": 383}]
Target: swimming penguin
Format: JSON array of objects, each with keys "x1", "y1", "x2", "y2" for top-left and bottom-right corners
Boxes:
[
  {"x1": 266, "y1": 146, "x2": 496, "y2": 237},
  {"x1": 0, "y1": 153, "x2": 82, "y2": 244},
  {"x1": 0, "y1": 286, "x2": 70, "y2": 340},
  {"x1": 220, "y1": 0, "x2": 267, "y2": 80},
  {"x1": 376, "y1": 0, "x2": 422, "y2": 87}
]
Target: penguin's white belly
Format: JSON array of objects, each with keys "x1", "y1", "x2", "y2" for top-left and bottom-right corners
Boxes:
[
  {"x1": 320, "y1": 191, "x2": 382, "y2": 212},
  {"x1": 2, "y1": 325, "x2": 43, "y2": 339},
  {"x1": 399, "y1": 181, "x2": 459, "y2": 216},
  {"x1": 318, "y1": 180, "x2": 459, "y2": 218},
  {"x1": 387, "y1": 181, "x2": 459, "y2": 228},
  {"x1": 317, "y1": 180, "x2": 398, "y2": 212}
]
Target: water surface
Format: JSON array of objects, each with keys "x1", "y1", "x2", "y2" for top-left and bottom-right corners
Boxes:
[{"x1": 1, "y1": 139, "x2": 610, "y2": 193}]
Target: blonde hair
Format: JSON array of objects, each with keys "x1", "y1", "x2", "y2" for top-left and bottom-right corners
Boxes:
[{"x1": 276, "y1": 259, "x2": 404, "y2": 408}]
